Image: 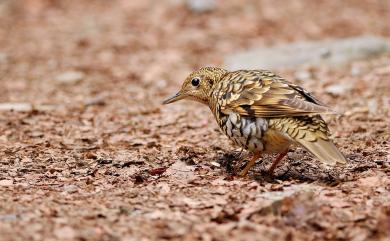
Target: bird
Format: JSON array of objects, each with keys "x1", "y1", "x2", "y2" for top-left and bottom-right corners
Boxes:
[{"x1": 163, "y1": 67, "x2": 346, "y2": 176}]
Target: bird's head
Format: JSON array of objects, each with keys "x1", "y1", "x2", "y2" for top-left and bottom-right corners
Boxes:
[{"x1": 163, "y1": 67, "x2": 227, "y2": 105}]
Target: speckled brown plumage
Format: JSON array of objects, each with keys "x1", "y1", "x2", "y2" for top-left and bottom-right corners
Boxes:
[{"x1": 163, "y1": 67, "x2": 346, "y2": 176}]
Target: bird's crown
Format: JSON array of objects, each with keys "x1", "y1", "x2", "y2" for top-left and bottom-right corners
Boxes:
[{"x1": 163, "y1": 67, "x2": 227, "y2": 105}]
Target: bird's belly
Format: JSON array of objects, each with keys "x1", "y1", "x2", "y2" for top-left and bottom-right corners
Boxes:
[
  {"x1": 262, "y1": 129, "x2": 292, "y2": 154},
  {"x1": 219, "y1": 112, "x2": 292, "y2": 154},
  {"x1": 220, "y1": 112, "x2": 268, "y2": 153}
]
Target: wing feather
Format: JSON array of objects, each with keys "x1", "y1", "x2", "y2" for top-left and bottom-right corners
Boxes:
[{"x1": 218, "y1": 70, "x2": 335, "y2": 118}]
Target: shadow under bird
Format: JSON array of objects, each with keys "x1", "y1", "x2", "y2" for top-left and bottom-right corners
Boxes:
[{"x1": 163, "y1": 67, "x2": 346, "y2": 176}]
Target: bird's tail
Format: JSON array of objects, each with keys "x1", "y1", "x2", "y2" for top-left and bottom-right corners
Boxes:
[
  {"x1": 270, "y1": 116, "x2": 347, "y2": 165},
  {"x1": 295, "y1": 137, "x2": 347, "y2": 165}
]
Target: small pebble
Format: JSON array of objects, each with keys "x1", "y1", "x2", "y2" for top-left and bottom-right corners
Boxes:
[
  {"x1": 325, "y1": 83, "x2": 353, "y2": 95},
  {"x1": 294, "y1": 70, "x2": 312, "y2": 81},
  {"x1": 63, "y1": 184, "x2": 78, "y2": 194},
  {"x1": 210, "y1": 161, "x2": 221, "y2": 167},
  {"x1": 55, "y1": 71, "x2": 85, "y2": 85},
  {"x1": 186, "y1": 0, "x2": 216, "y2": 13},
  {"x1": 0, "y1": 53, "x2": 8, "y2": 64},
  {"x1": 0, "y1": 179, "x2": 13, "y2": 186}
]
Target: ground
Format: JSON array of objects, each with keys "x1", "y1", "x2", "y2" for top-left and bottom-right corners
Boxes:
[{"x1": 0, "y1": 1, "x2": 389, "y2": 241}]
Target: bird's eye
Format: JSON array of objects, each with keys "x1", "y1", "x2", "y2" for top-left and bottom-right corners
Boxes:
[{"x1": 191, "y1": 77, "x2": 200, "y2": 87}]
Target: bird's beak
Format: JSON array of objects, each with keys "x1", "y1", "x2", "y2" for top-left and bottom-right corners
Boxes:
[{"x1": 162, "y1": 91, "x2": 185, "y2": 105}]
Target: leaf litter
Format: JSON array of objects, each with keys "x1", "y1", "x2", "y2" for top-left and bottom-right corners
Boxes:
[{"x1": 0, "y1": 0, "x2": 389, "y2": 241}]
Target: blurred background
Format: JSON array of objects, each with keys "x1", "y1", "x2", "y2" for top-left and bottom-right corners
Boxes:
[{"x1": 0, "y1": 0, "x2": 389, "y2": 107}]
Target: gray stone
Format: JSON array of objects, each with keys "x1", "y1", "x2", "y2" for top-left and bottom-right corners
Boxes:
[
  {"x1": 256, "y1": 183, "x2": 317, "y2": 201},
  {"x1": 0, "y1": 103, "x2": 32, "y2": 112},
  {"x1": 63, "y1": 184, "x2": 79, "y2": 194},
  {"x1": 55, "y1": 71, "x2": 85, "y2": 84},
  {"x1": 324, "y1": 83, "x2": 353, "y2": 95},
  {"x1": 225, "y1": 36, "x2": 390, "y2": 70},
  {"x1": 0, "y1": 52, "x2": 8, "y2": 64},
  {"x1": 0, "y1": 214, "x2": 18, "y2": 221},
  {"x1": 0, "y1": 103, "x2": 55, "y2": 112},
  {"x1": 350, "y1": 65, "x2": 363, "y2": 76},
  {"x1": 367, "y1": 99, "x2": 378, "y2": 114},
  {"x1": 186, "y1": 0, "x2": 216, "y2": 13},
  {"x1": 294, "y1": 69, "x2": 312, "y2": 81},
  {"x1": 0, "y1": 179, "x2": 13, "y2": 186},
  {"x1": 166, "y1": 161, "x2": 196, "y2": 184}
]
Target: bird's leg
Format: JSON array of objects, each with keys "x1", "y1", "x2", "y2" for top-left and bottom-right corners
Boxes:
[
  {"x1": 239, "y1": 152, "x2": 261, "y2": 177},
  {"x1": 268, "y1": 149, "x2": 289, "y2": 174}
]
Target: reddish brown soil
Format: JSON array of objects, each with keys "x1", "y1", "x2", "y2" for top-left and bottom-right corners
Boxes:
[{"x1": 0, "y1": 1, "x2": 389, "y2": 240}]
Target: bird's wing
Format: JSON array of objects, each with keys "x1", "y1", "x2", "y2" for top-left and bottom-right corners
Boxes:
[{"x1": 217, "y1": 70, "x2": 335, "y2": 118}]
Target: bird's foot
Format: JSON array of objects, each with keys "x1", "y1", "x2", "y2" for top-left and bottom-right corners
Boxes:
[
  {"x1": 237, "y1": 153, "x2": 261, "y2": 177},
  {"x1": 267, "y1": 150, "x2": 289, "y2": 174}
]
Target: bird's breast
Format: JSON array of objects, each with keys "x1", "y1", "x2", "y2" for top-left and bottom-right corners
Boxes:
[{"x1": 218, "y1": 112, "x2": 268, "y2": 152}]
